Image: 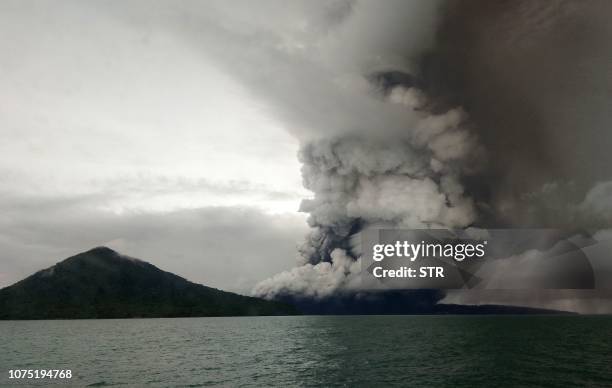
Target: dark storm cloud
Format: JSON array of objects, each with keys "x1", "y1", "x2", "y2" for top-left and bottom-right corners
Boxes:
[
  {"x1": 428, "y1": 1, "x2": 612, "y2": 312},
  {"x1": 427, "y1": 0, "x2": 612, "y2": 228}
]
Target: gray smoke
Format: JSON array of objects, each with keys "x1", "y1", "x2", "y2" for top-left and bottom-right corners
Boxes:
[
  {"x1": 252, "y1": 1, "x2": 487, "y2": 299},
  {"x1": 428, "y1": 0, "x2": 612, "y2": 311},
  {"x1": 254, "y1": 94, "x2": 484, "y2": 298},
  {"x1": 253, "y1": 1, "x2": 612, "y2": 304},
  {"x1": 428, "y1": 0, "x2": 612, "y2": 228}
]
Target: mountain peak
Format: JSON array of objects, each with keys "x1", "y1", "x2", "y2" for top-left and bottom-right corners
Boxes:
[
  {"x1": 0, "y1": 248, "x2": 297, "y2": 319},
  {"x1": 86, "y1": 246, "x2": 119, "y2": 256},
  {"x1": 61, "y1": 246, "x2": 144, "y2": 270}
]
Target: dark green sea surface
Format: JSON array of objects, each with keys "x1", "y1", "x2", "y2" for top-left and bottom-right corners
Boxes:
[{"x1": 1, "y1": 315, "x2": 611, "y2": 387}]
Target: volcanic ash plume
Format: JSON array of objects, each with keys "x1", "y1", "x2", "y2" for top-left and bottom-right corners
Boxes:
[
  {"x1": 253, "y1": 85, "x2": 485, "y2": 299},
  {"x1": 184, "y1": 1, "x2": 612, "y2": 310}
]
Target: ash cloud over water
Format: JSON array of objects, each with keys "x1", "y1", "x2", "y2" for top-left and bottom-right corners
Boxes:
[
  {"x1": 427, "y1": 0, "x2": 612, "y2": 229},
  {"x1": 424, "y1": 0, "x2": 612, "y2": 312},
  {"x1": 249, "y1": 0, "x2": 487, "y2": 300},
  {"x1": 186, "y1": 1, "x2": 612, "y2": 310}
]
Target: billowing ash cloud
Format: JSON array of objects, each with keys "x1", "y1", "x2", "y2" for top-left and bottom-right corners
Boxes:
[
  {"x1": 295, "y1": 93, "x2": 482, "y2": 263},
  {"x1": 427, "y1": 0, "x2": 612, "y2": 229},
  {"x1": 425, "y1": 0, "x2": 612, "y2": 311},
  {"x1": 251, "y1": 1, "x2": 487, "y2": 299},
  {"x1": 253, "y1": 248, "x2": 361, "y2": 300},
  {"x1": 254, "y1": 94, "x2": 483, "y2": 298},
  {"x1": 157, "y1": 0, "x2": 612, "y2": 307}
]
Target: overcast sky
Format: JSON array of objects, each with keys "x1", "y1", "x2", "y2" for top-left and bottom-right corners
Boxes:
[{"x1": 0, "y1": 0, "x2": 312, "y2": 293}]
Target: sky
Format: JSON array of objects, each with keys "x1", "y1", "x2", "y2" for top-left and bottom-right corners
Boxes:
[{"x1": 0, "y1": 0, "x2": 310, "y2": 293}]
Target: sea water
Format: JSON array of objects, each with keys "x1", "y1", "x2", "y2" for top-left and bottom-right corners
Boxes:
[{"x1": 1, "y1": 315, "x2": 611, "y2": 387}]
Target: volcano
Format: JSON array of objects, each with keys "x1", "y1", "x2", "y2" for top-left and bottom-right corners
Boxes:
[{"x1": 0, "y1": 247, "x2": 297, "y2": 319}]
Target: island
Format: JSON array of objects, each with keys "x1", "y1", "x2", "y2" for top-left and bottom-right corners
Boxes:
[{"x1": 0, "y1": 247, "x2": 297, "y2": 319}]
